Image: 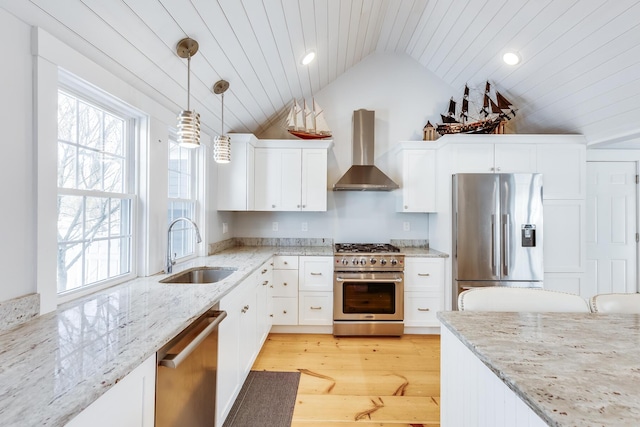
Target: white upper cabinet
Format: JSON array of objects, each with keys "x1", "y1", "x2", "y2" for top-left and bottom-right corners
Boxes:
[
  {"x1": 450, "y1": 142, "x2": 537, "y2": 173},
  {"x1": 228, "y1": 138, "x2": 331, "y2": 212},
  {"x1": 396, "y1": 144, "x2": 436, "y2": 213},
  {"x1": 536, "y1": 143, "x2": 586, "y2": 199},
  {"x1": 217, "y1": 134, "x2": 256, "y2": 211}
]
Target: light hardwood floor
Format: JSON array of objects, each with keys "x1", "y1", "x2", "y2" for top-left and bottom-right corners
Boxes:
[{"x1": 252, "y1": 333, "x2": 441, "y2": 426}]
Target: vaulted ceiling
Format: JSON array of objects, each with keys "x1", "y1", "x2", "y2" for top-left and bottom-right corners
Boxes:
[{"x1": 3, "y1": 0, "x2": 640, "y2": 147}]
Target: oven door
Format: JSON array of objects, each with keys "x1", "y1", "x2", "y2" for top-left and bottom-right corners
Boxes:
[{"x1": 333, "y1": 272, "x2": 404, "y2": 321}]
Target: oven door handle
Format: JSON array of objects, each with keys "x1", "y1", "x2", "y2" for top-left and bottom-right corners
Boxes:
[{"x1": 335, "y1": 276, "x2": 403, "y2": 283}]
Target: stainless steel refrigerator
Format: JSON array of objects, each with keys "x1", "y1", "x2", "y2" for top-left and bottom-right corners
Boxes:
[{"x1": 452, "y1": 173, "x2": 543, "y2": 309}]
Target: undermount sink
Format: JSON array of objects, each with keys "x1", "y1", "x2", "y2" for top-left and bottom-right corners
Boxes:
[{"x1": 160, "y1": 267, "x2": 237, "y2": 284}]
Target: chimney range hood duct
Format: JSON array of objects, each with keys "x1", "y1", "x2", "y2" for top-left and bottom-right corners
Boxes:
[{"x1": 333, "y1": 109, "x2": 399, "y2": 191}]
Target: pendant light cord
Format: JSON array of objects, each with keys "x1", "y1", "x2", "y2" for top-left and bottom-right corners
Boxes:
[
  {"x1": 187, "y1": 53, "x2": 191, "y2": 111},
  {"x1": 221, "y1": 92, "x2": 224, "y2": 136}
]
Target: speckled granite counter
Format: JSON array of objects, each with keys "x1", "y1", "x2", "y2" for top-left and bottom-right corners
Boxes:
[
  {"x1": 438, "y1": 311, "x2": 640, "y2": 426},
  {"x1": 0, "y1": 245, "x2": 330, "y2": 427},
  {"x1": 397, "y1": 247, "x2": 448, "y2": 257}
]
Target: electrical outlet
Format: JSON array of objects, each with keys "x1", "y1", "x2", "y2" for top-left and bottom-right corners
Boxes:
[
  {"x1": 272, "y1": 222, "x2": 279, "y2": 232},
  {"x1": 222, "y1": 223, "x2": 228, "y2": 234},
  {"x1": 301, "y1": 222, "x2": 308, "y2": 232},
  {"x1": 403, "y1": 221, "x2": 411, "y2": 232}
]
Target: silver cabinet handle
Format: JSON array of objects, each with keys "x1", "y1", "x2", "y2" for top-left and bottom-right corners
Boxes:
[
  {"x1": 241, "y1": 305, "x2": 249, "y2": 313},
  {"x1": 310, "y1": 306, "x2": 322, "y2": 310},
  {"x1": 262, "y1": 280, "x2": 269, "y2": 286},
  {"x1": 418, "y1": 308, "x2": 431, "y2": 312},
  {"x1": 159, "y1": 310, "x2": 227, "y2": 369},
  {"x1": 418, "y1": 273, "x2": 430, "y2": 277},
  {"x1": 272, "y1": 204, "x2": 276, "y2": 208},
  {"x1": 261, "y1": 268, "x2": 268, "y2": 274},
  {"x1": 310, "y1": 272, "x2": 322, "y2": 276},
  {"x1": 336, "y1": 276, "x2": 402, "y2": 283}
]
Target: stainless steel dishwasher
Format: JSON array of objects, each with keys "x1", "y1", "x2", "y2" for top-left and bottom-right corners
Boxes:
[{"x1": 156, "y1": 305, "x2": 227, "y2": 427}]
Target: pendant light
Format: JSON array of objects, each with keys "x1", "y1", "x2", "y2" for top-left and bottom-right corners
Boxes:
[
  {"x1": 213, "y1": 79, "x2": 231, "y2": 163},
  {"x1": 176, "y1": 38, "x2": 201, "y2": 148}
]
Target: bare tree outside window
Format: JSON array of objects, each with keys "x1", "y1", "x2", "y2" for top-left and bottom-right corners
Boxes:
[{"x1": 57, "y1": 90, "x2": 133, "y2": 294}]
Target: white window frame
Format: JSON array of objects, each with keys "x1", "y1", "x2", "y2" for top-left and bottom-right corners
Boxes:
[
  {"x1": 167, "y1": 132, "x2": 200, "y2": 264},
  {"x1": 56, "y1": 71, "x2": 140, "y2": 302}
]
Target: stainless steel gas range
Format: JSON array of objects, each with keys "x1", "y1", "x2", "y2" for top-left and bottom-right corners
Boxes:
[{"x1": 333, "y1": 243, "x2": 405, "y2": 336}]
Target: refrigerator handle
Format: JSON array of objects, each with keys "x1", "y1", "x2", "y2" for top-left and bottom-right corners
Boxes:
[
  {"x1": 503, "y1": 214, "x2": 510, "y2": 276},
  {"x1": 491, "y1": 214, "x2": 497, "y2": 276}
]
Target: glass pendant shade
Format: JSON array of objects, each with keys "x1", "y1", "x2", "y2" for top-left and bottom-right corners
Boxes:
[
  {"x1": 177, "y1": 110, "x2": 201, "y2": 148},
  {"x1": 176, "y1": 38, "x2": 200, "y2": 148},
  {"x1": 214, "y1": 135, "x2": 231, "y2": 163}
]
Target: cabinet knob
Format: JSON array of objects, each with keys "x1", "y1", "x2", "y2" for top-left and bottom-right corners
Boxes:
[
  {"x1": 302, "y1": 204, "x2": 306, "y2": 208},
  {"x1": 283, "y1": 282, "x2": 288, "y2": 286},
  {"x1": 297, "y1": 204, "x2": 301, "y2": 208},
  {"x1": 284, "y1": 261, "x2": 288, "y2": 265},
  {"x1": 404, "y1": 205, "x2": 408, "y2": 209},
  {"x1": 262, "y1": 280, "x2": 269, "y2": 286},
  {"x1": 261, "y1": 268, "x2": 268, "y2": 274},
  {"x1": 283, "y1": 310, "x2": 287, "y2": 314},
  {"x1": 417, "y1": 307, "x2": 431, "y2": 312},
  {"x1": 272, "y1": 204, "x2": 276, "y2": 208}
]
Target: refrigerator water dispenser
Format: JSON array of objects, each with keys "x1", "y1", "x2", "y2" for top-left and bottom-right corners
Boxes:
[{"x1": 521, "y1": 224, "x2": 536, "y2": 247}]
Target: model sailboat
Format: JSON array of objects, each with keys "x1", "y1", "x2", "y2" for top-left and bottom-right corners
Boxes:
[
  {"x1": 436, "y1": 82, "x2": 517, "y2": 135},
  {"x1": 286, "y1": 99, "x2": 332, "y2": 139}
]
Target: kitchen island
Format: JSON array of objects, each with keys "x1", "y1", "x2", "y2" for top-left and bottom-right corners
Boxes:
[{"x1": 438, "y1": 311, "x2": 640, "y2": 427}]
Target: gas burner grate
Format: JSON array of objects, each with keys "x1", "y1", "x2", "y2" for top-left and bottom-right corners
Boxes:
[{"x1": 335, "y1": 243, "x2": 400, "y2": 254}]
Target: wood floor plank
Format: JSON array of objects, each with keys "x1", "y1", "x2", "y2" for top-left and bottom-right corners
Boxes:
[
  {"x1": 292, "y1": 395, "x2": 439, "y2": 423},
  {"x1": 252, "y1": 333, "x2": 441, "y2": 425}
]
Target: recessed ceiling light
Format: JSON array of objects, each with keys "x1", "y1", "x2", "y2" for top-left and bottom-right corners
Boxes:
[
  {"x1": 301, "y1": 51, "x2": 316, "y2": 65},
  {"x1": 502, "y1": 51, "x2": 521, "y2": 65}
]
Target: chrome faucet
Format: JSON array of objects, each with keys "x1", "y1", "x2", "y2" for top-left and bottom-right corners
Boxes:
[{"x1": 166, "y1": 217, "x2": 202, "y2": 274}]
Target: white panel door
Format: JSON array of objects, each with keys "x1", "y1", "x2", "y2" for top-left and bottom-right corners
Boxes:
[{"x1": 586, "y1": 162, "x2": 637, "y2": 295}]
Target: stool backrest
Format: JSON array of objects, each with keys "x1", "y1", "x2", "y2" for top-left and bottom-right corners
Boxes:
[
  {"x1": 458, "y1": 287, "x2": 590, "y2": 312},
  {"x1": 589, "y1": 293, "x2": 640, "y2": 313}
]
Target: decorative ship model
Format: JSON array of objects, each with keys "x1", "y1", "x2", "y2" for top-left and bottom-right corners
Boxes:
[
  {"x1": 286, "y1": 99, "x2": 332, "y2": 139},
  {"x1": 436, "y1": 82, "x2": 517, "y2": 135}
]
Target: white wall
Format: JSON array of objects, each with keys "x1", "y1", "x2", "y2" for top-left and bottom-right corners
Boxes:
[
  {"x1": 0, "y1": 9, "x2": 35, "y2": 302},
  {"x1": 235, "y1": 52, "x2": 455, "y2": 242}
]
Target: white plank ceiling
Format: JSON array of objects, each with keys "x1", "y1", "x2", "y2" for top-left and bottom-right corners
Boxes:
[{"x1": 2, "y1": 0, "x2": 640, "y2": 147}]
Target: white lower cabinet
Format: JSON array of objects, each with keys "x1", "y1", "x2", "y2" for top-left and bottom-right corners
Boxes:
[
  {"x1": 298, "y1": 256, "x2": 333, "y2": 326},
  {"x1": 271, "y1": 256, "x2": 300, "y2": 325},
  {"x1": 66, "y1": 354, "x2": 156, "y2": 427},
  {"x1": 404, "y1": 257, "x2": 445, "y2": 328},
  {"x1": 298, "y1": 292, "x2": 333, "y2": 325},
  {"x1": 217, "y1": 262, "x2": 272, "y2": 427}
]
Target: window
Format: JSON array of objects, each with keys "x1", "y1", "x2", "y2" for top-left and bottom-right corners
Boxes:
[
  {"x1": 56, "y1": 89, "x2": 136, "y2": 295},
  {"x1": 168, "y1": 135, "x2": 198, "y2": 261}
]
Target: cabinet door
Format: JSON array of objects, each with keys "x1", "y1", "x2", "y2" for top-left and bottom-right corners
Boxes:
[
  {"x1": 298, "y1": 292, "x2": 333, "y2": 325},
  {"x1": 281, "y1": 149, "x2": 303, "y2": 210},
  {"x1": 404, "y1": 258, "x2": 444, "y2": 291},
  {"x1": 66, "y1": 355, "x2": 156, "y2": 427},
  {"x1": 217, "y1": 141, "x2": 254, "y2": 210},
  {"x1": 301, "y1": 148, "x2": 328, "y2": 211},
  {"x1": 400, "y1": 149, "x2": 436, "y2": 212},
  {"x1": 271, "y1": 297, "x2": 298, "y2": 325},
  {"x1": 451, "y1": 143, "x2": 494, "y2": 173},
  {"x1": 494, "y1": 144, "x2": 537, "y2": 173},
  {"x1": 544, "y1": 199, "x2": 585, "y2": 273},
  {"x1": 299, "y1": 256, "x2": 333, "y2": 291},
  {"x1": 217, "y1": 291, "x2": 242, "y2": 425},
  {"x1": 404, "y1": 292, "x2": 442, "y2": 327},
  {"x1": 272, "y1": 269, "x2": 299, "y2": 297},
  {"x1": 537, "y1": 144, "x2": 586, "y2": 199},
  {"x1": 256, "y1": 261, "x2": 273, "y2": 346},
  {"x1": 254, "y1": 148, "x2": 282, "y2": 210},
  {"x1": 238, "y1": 288, "x2": 258, "y2": 377}
]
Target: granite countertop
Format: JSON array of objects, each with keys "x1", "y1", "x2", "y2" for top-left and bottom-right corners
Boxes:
[
  {"x1": 0, "y1": 245, "x2": 330, "y2": 427},
  {"x1": 438, "y1": 311, "x2": 640, "y2": 427},
  {"x1": 399, "y1": 247, "x2": 449, "y2": 257}
]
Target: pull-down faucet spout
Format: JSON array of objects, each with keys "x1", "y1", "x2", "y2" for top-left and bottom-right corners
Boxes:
[{"x1": 166, "y1": 217, "x2": 202, "y2": 274}]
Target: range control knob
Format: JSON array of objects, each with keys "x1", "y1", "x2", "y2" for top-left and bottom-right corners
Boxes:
[
  {"x1": 352, "y1": 258, "x2": 359, "y2": 265},
  {"x1": 380, "y1": 259, "x2": 387, "y2": 266},
  {"x1": 369, "y1": 258, "x2": 377, "y2": 265},
  {"x1": 359, "y1": 258, "x2": 367, "y2": 265},
  {"x1": 390, "y1": 259, "x2": 398, "y2": 266},
  {"x1": 341, "y1": 259, "x2": 349, "y2": 265}
]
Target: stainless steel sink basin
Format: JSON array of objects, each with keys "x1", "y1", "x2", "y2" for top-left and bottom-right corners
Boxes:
[{"x1": 160, "y1": 267, "x2": 237, "y2": 284}]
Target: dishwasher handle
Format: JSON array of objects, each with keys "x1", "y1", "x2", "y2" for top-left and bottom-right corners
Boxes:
[{"x1": 159, "y1": 310, "x2": 227, "y2": 369}]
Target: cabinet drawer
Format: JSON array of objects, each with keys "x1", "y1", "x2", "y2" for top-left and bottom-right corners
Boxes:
[
  {"x1": 404, "y1": 258, "x2": 444, "y2": 291},
  {"x1": 299, "y1": 256, "x2": 333, "y2": 291},
  {"x1": 404, "y1": 292, "x2": 442, "y2": 327},
  {"x1": 272, "y1": 269, "x2": 298, "y2": 297},
  {"x1": 298, "y1": 292, "x2": 333, "y2": 325},
  {"x1": 273, "y1": 255, "x2": 298, "y2": 269},
  {"x1": 271, "y1": 297, "x2": 298, "y2": 325}
]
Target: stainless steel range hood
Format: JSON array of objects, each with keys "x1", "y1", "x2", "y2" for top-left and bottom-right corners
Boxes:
[{"x1": 333, "y1": 109, "x2": 399, "y2": 191}]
